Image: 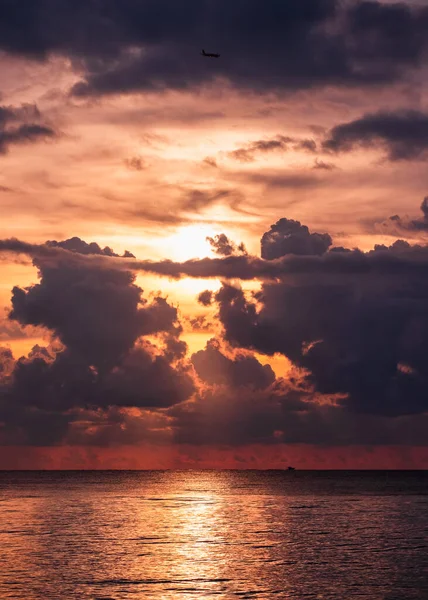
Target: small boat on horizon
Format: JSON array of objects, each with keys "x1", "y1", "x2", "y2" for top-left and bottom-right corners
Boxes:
[{"x1": 287, "y1": 466, "x2": 296, "y2": 471}]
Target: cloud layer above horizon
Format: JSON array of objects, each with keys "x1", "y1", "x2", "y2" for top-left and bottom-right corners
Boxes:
[{"x1": 1, "y1": 203, "x2": 428, "y2": 453}]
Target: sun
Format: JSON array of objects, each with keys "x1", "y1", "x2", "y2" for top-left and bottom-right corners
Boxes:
[{"x1": 165, "y1": 223, "x2": 218, "y2": 261}]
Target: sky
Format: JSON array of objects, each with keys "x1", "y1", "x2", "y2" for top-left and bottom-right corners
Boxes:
[{"x1": 1, "y1": 0, "x2": 428, "y2": 469}]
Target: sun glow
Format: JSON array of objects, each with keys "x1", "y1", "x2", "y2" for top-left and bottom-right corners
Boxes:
[{"x1": 163, "y1": 223, "x2": 219, "y2": 261}]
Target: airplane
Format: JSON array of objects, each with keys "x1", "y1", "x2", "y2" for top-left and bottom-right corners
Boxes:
[{"x1": 201, "y1": 49, "x2": 220, "y2": 58}]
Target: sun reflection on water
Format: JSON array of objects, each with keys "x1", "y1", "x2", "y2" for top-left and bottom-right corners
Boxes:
[{"x1": 1, "y1": 471, "x2": 428, "y2": 599}]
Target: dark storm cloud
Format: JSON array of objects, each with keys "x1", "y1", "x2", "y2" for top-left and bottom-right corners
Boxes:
[
  {"x1": 4, "y1": 234, "x2": 428, "y2": 282},
  {"x1": 0, "y1": 103, "x2": 56, "y2": 154},
  {"x1": 206, "y1": 233, "x2": 247, "y2": 257},
  {"x1": 323, "y1": 110, "x2": 428, "y2": 161},
  {"x1": 170, "y1": 343, "x2": 290, "y2": 446},
  {"x1": 171, "y1": 383, "x2": 428, "y2": 447},
  {"x1": 3, "y1": 225, "x2": 428, "y2": 445},
  {"x1": 171, "y1": 343, "x2": 428, "y2": 447},
  {"x1": 0, "y1": 237, "x2": 134, "y2": 267},
  {"x1": 9, "y1": 248, "x2": 177, "y2": 372},
  {"x1": 171, "y1": 386, "x2": 286, "y2": 446},
  {"x1": 99, "y1": 345, "x2": 194, "y2": 408},
  {"x1": 213, "y1": 278, "x2": 428, "y2": 417},
  {"x1": 0, "y1": 238, "x2": 51, "y2": 258},
  {"x1": 197, "y1": 290, "x2": 213, "y2": 306},
  {"x1": 0, "y1": 124, "x2": 56, "y2": 153},
  {"x1": 0, "y1": 237, "x2": 195, "y2": 445},
  {"x1": 192, "y1": 338, "x2": 275, "y2": 390},
  {"x1": 1, "y1": 1, "x2": 428, "y2": 95},
  {"x1": 261, "y1": 218, "x2": 332, "y2": 260},
  {"x1": 0, "y1": 344, "x2": 194, "y2": 445},
  {"x1": 208, "y1": 218, "x2": 428, "y2": 418},
  {"x1": 47, "y1": 236, "x2": 136, "y2": 258}
]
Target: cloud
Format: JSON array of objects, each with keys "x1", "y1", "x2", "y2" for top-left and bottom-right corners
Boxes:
[
  {"x1": 213, "y1": 275, "x2": 428, "y2": 419},
  {"x1": 228, "y1": 135, "x2": 317, "y2": 162},
  {"x1": 261, "y1": 218, "x2": 332, "y2": 259},
  {"x1": 0, "y1": 237, "x2": 195, "y2": 445},
  {"x1": 197, "y1": 290, "x2": 213, "y2": 306},
  {"x1": 312, "y1": 158, "x2": 336, "y2": 170},
  {"x1": 323, "y1": 110, "x2": 428, "y2": 161},
  {"x1": 228, "y1": 136, "x2": 294, "y2": 162},
  {"x1": 187, "y1": 315, "x2": 213, "y2": 331},
  {"x1": 99, "y1": 344, "x2": 194, "y2": 409},
  {"x1": 0, "y1": 347, "x2": 14, "y2": 380},
  {"x1": 1, "y1": 1, "x2": 428, "y2": 96},
  {"x1": 170, "y1": 344, "x2": 294, "y2": 446},
  {"x1": 181, "y1": 188, "x2": 244, "y2": 213},
  {"x1": 376, "y1": 197, "x2": 428, "y2": 236},
  {"x1": 5, "y1": 232, "x2": 428, "y2": 283},
  {"x1": 47, "y1": 236, "x2": 136, "y2": 258},
  {"x1": 124, "y1": 156, "x2": 146, "y2": 171},
  {"x1": 0, "y1": 316, "x2": 42, "y2": 342},
  {"x1": 238, "y1": 171, "x2": 325, "y2": 191},
  {"x1": 9, "y1": 249, "x2": 177, "y2": 372},
  {"x1": 191, "y1": 338, "x2": 275, "y2": 390},
  {"x1": 172, "y1": 342, "x2": 428, "y2": 447},
  {"x1": 206, "y1": 233, "x2": 247, "y2": 257},
  {"x1": 207, "y1": 219, "x2": 428, "y2": 419},
  {"x1": 0, "y1": 103, "x2": 56, "y2": 154},
  {"x1": 203, "y1": 157, "x2": 218, "y2": 168},
  {"x1": 2, "y1": 219, "x2": 428, "y2": 447}
]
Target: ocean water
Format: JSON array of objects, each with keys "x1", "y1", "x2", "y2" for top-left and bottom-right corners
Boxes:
[{"x1": 0, "y1": 471, "x2": 428, "y2": 599}]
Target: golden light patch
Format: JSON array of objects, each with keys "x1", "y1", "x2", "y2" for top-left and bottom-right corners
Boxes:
[
  {"x1": 160, "y1": 223, "x2": 217, "y2": 261},
  {"x1": 182, "y1": 331, "x2": 215, "y2": 355},
  {"x1": 254, "y1": 352, "x2": 292, "y2": 379},
  {"x1": 5, "y1": 337, "x2": 46, "y2": 359}
]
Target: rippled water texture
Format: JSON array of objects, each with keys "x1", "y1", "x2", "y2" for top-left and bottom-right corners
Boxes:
[{"x1": 1, "y1": 471, "x2": 428, "y2": 599}]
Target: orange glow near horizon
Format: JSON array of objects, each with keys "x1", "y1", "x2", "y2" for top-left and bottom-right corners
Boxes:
[{"x1": 1, "y1": 444, "x2": 428, "y2": 470}]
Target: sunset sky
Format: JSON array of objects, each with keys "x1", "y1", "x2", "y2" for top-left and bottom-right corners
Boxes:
[{"x1": 1, "y1": 0, "x2": 428, "y2": 469}]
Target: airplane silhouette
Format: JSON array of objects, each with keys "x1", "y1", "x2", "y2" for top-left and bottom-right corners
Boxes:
[{"x1": 201, "y1": 49, "x2": 220, "y2": 58}]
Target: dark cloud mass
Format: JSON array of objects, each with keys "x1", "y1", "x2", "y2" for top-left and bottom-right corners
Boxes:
[
  {"x1": 323, "y1": 110, "x2": 428, "y2": 161},
  {"x1": 261, "y1": 218, "x2": 332, "y2": 259},
  {"x1": 0, "y1": 1, "x2": 427, "y2": 95},
  {"x1": 207, "y1": 233, "x2": 247, "y2": 257},
  {"x1": 9, "y1": 248, "x2": 176, "y2": 371},
  {"x1": 0, "y1": 238, "x2": 194, "y2": 445},
  {"x1": 47, "y1": 236, "x2": 135, "y2": 258},
  {"x1": 2, "y1": 204, "x2": 428, "y2": 447},
  {"x1": 192, "y1": 339, "x2": 275, "y2": 390},
  {"x1": 197, "y1": 290, "x2": 213, "y2": 306},
  {"x1": 0, "y1": 103, "x2": 56, "y2": 154},
  {"x1": 209, "y1": 215, "x2": 428, "y2": 419}
]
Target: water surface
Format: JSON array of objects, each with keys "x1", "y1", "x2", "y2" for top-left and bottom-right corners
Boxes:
[{"x1": 1, "y1": 470, "x2": 427, "y2": 599}]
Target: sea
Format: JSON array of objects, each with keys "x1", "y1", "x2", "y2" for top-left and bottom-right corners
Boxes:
[{"x1": 0, "y1": 470, "x2": 428, "y2": 599}]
